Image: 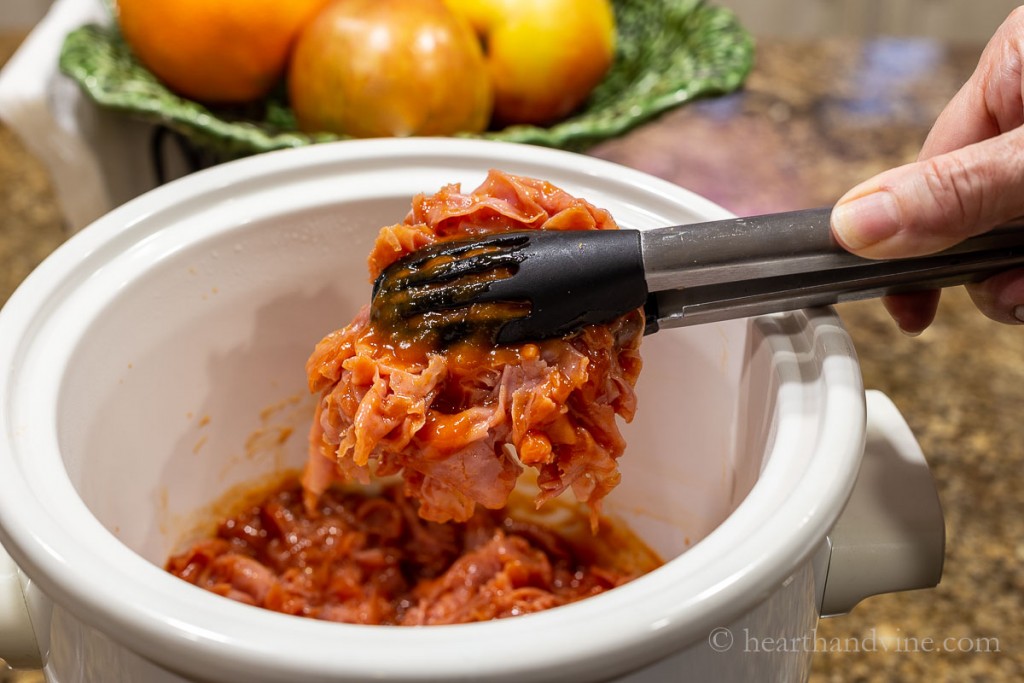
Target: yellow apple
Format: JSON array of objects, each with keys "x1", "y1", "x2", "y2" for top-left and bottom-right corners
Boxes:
[
  {"x1": 445, "y1": 0, "x2": 616, "y2": 126},
  {"x1": 288, "y1": 0, "x2": 493, "y2": 138}
]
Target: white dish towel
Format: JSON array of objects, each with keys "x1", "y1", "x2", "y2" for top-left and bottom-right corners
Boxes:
[{"x1": 0, "y1": 0, "x2": 182, "y2": 232}]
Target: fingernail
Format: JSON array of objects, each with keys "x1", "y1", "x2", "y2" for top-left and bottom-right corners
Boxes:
[
  {"x1": 900, "y1": 326, "x2": 923, "y2": 338},
  {"x1": 832, "y1": 191, "x2": 902, "y2": 250},
  {"x1": 1014, "y1": 305, "x2": 1024, "y2": 323}
]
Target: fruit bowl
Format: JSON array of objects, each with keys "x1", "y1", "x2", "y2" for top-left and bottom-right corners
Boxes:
[{"x1": 58, "y1": 0, "x2": 754, "y2": 160}]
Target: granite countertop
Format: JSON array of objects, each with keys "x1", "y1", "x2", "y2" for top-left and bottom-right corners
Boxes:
[
  {"x1": 589, "y1": 37, "x2": 1024, "y2": 682},
  {"x1": 2, "y1": 29, "x2": 1022, "y2": 683}
]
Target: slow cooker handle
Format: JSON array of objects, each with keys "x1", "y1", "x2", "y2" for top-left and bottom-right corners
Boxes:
[
  {"x1": 819, "y1": 390, "x2": 946, "y2": 617},
  {"x1": 0, "y1": 541, "x2": 40, "y2": 669}
]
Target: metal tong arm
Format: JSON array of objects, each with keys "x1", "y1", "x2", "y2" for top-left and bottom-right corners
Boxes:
[{"x1": 642, "y1": 207, "x2": 1024, "y2": 329}]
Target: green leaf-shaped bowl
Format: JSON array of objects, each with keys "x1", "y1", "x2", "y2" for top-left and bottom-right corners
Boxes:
[{"x1": 59, "y1": 0, "x2": 754, "y2": 160}]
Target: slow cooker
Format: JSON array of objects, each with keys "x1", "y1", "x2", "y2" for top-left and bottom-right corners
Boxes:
[{"x1": 0, "y1": 139, "x2": 944, "y2": 682}]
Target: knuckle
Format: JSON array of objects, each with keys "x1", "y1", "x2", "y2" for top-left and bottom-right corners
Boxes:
[
  {"x1": 919, "y1": 155, "x2": 985, "y2": 237},
  {"x1": 966, "y1": 267, "x2": 1024, "y2": 324}
]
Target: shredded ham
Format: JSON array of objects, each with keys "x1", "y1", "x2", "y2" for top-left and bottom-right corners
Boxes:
[
  {"x1": 166, "y1": 172, "x2": 659, "y2": 625},
  {"x1": 166, "y1": 480, "x2": 658, "y2": 625},
  {"x1": 304, "y1": 170, "x2": 645, "y2": 525}
]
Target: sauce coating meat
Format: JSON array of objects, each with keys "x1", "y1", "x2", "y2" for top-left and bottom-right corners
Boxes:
[
  {"x1": 304, "y1": 170, "x2": 645, "y2": 525},
  {"x1": 166, "y1": 172, "x2": 658, "y2": 624},
  {"x1": 166, "y1": 479, "x2": 660, "y2": 625}
]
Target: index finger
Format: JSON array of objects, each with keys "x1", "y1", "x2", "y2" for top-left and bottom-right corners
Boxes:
[{"x1": 919, "y1": 7, "x2": 1024, "y2": 160}]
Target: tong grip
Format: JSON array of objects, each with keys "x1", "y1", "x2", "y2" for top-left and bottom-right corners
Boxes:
[{"x1": 645, "y1": 208, "x2": 1024, "y2": 330}]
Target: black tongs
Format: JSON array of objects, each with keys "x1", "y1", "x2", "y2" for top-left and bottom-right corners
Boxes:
[{"x1": 371, "y1": 207, "x2": 1024, "y2": 345}]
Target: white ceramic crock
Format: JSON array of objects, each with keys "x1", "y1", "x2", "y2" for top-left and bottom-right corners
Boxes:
[{"x1": 0, "y1": 139, "x2": 944, "y2": 682}]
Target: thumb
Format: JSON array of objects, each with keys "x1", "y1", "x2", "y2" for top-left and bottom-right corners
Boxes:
[{"x1": 831, "y1": 127, "x2": 1024, "y2": 259}]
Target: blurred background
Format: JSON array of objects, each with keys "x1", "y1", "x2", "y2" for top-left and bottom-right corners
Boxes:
[
  {"x1": 4, "y1": 0, "x2": 1023, "y2": 40},
  {"x1": 720, "y1": 0, "x2": 1021, "y2": 41}
]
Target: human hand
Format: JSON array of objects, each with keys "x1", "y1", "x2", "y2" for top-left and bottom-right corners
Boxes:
[{"x1": 830, "y1": 7, "x2": 1024, "y2": 334}]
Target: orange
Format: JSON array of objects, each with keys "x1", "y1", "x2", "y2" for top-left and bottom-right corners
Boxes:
[{"x1": 116, "y1": 0, "x2": 331, "y2": 104}]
